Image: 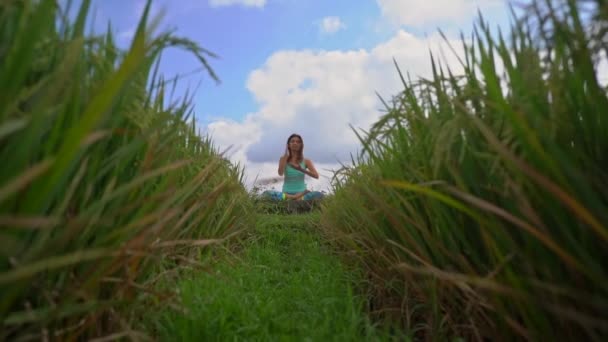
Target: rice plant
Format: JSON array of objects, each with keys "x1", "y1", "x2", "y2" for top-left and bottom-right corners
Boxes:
[
  {"x1": 0, "y1": 0, "x2": 253, "y2": 339},
  {"x1": 321, "y1": 0, "x2": 608, "y2": 340}
]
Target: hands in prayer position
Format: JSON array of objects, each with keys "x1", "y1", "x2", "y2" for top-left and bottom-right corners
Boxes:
[{"x1": 262, "y1": 134, "x2": 325, "y2": 203}]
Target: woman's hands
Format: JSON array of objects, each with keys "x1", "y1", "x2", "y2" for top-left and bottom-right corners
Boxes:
[
  {"x1": 288, "y1": 161, "x2": 318, "y2": 179},
  {"x1": 288, "y1": 161, "x2": 305, "y2": 172},
  {"x1": 279, "y1": 146, "x2": 319, "y2": 180}
]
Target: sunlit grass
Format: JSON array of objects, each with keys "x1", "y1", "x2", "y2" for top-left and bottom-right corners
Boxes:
[{"x1": 321, "y1": 0, "x2": 608, "y2": 340}]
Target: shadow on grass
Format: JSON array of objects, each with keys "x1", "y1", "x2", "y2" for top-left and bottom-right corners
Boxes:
[{"x1": 253, "y1": 198, "x2": 325, "y2": 215}]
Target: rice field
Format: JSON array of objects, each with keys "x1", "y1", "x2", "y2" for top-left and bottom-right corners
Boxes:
[
  {"x1": 1, "y1": 0, "x2": 607, "y2": 341},
  {"x1": 321, "y1": 0, "x2": 608, "y2": 340},
  {"x1": 0, "y1": 0, "x2": 253, "y2": 339}
]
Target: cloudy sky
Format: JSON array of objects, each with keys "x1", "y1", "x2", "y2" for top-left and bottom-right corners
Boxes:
[{"x1": 72, "y1": 0, "x2": 518, "y2": 192}]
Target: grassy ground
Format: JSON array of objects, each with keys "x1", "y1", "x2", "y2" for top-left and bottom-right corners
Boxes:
[{"x1": 143, "y1": 212, "x2": 406, "y2": 341}]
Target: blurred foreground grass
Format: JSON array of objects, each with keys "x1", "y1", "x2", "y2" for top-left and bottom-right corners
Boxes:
[
  {"x1": 322, "y1": 0, "x2": 608, "y2": 340},
  {"x1": 0, "y1": 0, "x2": 253, "y2": 339}
]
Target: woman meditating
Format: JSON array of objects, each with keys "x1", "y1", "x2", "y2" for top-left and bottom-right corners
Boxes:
[{"x1": 263, "y1": 133, "x2": 324, "y2": 201}]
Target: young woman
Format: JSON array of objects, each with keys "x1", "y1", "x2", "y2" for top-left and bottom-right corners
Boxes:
[{"x1": 263, "y1": 133, "x2": 324, "y2": 201}]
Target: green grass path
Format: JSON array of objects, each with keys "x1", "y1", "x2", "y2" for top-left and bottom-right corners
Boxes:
[{"x1": 144, "y1": 213, "x2": 396, "y2": 341}]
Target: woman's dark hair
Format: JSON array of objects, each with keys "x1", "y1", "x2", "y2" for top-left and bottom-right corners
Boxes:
[{"x1": 286, "y1": 133, "x2": 304, "y2": 162}]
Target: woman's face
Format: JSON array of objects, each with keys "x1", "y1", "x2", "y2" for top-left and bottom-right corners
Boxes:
[{"x1": 288, "y1": 136, "x2": 303, "y2": 152}]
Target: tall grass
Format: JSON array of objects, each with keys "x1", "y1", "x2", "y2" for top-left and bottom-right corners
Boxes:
[
  {"x1": 322, "y1": 0, "x2": 608, "y2": 340},
  {"x1": 0, "y1": 0, "x2": 252, "y2": 339}
]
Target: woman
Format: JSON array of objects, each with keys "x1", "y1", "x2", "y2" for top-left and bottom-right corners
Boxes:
[{"x1": 263, "y1": 134, "x2": 324, "y2": 201}]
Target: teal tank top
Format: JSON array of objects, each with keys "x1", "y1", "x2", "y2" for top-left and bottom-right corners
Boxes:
[{"x1": 283, "y1": 161, "x2": 306, "y2": 193}]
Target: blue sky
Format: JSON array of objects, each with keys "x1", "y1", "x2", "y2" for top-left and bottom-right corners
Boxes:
[
  {"x1": 157, "y1": 0, "x2": 391, "y2": 123},
  {"x1": 85, "y1": 0, "x2": 442, "y2": 121},
  {"x1": 71, "y1": 0, "x2": 517, "y2": 191}
]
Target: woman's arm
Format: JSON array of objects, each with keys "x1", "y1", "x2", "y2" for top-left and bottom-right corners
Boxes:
[
  {"x1": 304, "y1": 159, "x2": 319, "y2": 179},
  {"x1": 289, "y1": 159, "x2": 319, "y2": 179},
  {"x1": 278, "y1": 156, "x2": 287, "y2": 176},
  {"x1": 278, "y1": 147, "x2": 289, "y2": 176}
]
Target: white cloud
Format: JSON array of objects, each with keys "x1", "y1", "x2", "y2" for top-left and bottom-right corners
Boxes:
[
  {"x1": 209, "y1": 0, "x2": 266, "y2": 8},
  {"x1": 206, "y1": 115, "x2": 262, "y2": 165},
  {"x1": 376, "y1": 0, "x2": 503, "y2": 27},
  {"x1": 319, "y1": 16, "x2": 346, "y2": 34},
  {"x1": 203, "y1": 30, "x2": 466, "y2": 192},
  {"x1": 598, "y1": 51, "x2": 608, "y2": 87}
]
